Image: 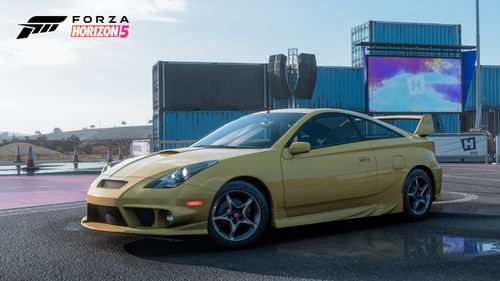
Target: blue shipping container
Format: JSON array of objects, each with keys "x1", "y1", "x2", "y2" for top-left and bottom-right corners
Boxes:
[
  {"x1": 352, "y1": 21, "x2": 461, "y2": 66},
  {"x1": 160, "y1": 110, "x2": 254, "y2": 149},
  {"x1": 465, "y1": 65, "x2": 500, "y2": 111},
  {"x1": 274, "y1": 67, "x2": 364, "y2": 111}
]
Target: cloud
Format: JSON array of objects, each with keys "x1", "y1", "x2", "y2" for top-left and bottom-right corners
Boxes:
[
  {"x1": 0, "y1": 0, "x2": 187, "y2": 67},
  {"x1": 53, "y1": 0, "x2": 188, "y2": 22},
  {"x1": 0, "y1": 38, "x2": 78, "y2": 67}
]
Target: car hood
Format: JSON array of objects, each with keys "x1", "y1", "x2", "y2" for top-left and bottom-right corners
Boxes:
[{"x1": 105, "y1": 147, "x2": 261, "y2": 179}]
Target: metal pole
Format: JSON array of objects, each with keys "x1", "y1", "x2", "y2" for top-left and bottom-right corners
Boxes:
[{"x1": 475, "y1": 0, "x2": 482, "y2": 129}]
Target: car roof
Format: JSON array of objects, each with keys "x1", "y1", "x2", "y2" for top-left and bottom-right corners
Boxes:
[
  {"x1": 254, "y1": 108, "x2": 361, "y2": 115},
  {"x1": 253, "y1": 108, "x2": 412, "y2": 138}
]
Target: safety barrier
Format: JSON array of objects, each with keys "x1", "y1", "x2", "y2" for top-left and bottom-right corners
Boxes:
[{"x1": 427, "y1": 132, "x2": 490, "y2": 164}]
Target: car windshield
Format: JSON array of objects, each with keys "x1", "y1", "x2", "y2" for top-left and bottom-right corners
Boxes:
[{"x1": 192, "y1": 113, "x2": 305, "y2": 149}]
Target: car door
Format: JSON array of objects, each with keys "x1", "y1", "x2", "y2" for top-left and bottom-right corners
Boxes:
[
  {"x1": 350, "y1": 116, "x2": 409, "y2": 194},
  {"x1": 281, "y1": 113, "x2": 378, "y2": 216}
]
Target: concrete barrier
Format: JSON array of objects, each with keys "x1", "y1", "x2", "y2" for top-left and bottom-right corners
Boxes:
[{"x1": 427, "y1": 133, "x2": 489, "y2": 164}]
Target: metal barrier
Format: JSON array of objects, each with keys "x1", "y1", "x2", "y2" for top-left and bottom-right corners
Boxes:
[
  {"x1": 496, "y1": 135, "x2": 500, "y2": 164},
  {"x1": 427, "y1": 132, "x2": 490, "y2": 164}
]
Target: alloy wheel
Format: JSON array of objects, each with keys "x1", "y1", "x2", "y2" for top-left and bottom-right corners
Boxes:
[
  {"x1": 406, "y1": 175, "x2": 431, "y2": 216},
  {"x1": 211, "y1": 191, "x2": 261, "y2": 242}
]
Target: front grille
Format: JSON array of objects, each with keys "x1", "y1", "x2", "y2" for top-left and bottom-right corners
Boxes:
[
  {"x1": 87, "y1": 204, "x2": 127, "y2": 226},
  {"x1": 131, "y1": 208, "x2": 155, "y2": 227}
]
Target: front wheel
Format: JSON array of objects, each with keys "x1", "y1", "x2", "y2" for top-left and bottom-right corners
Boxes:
[
  {"x1": 208, "y1": 180, "x2": 269, "y2": 248},
  {"x1": 402, "y1": 169, "x2": 434, "y2": 220}
]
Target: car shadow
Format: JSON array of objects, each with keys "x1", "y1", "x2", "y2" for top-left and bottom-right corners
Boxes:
[{"x1": 124, "y1": 213, "x2": 471, "y2": 279}]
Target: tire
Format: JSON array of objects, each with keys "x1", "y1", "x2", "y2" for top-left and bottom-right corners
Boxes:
[
  {"x1": 208, "y1": 180, "x2": 269, "y2": 248},
  {"x1": 402, "y1": 169, "x2": 434, "y2": 220}
]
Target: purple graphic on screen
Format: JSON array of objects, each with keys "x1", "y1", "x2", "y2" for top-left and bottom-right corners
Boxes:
[{"x1": 367, "y1": 56, "x2": 462, "y2": 113}]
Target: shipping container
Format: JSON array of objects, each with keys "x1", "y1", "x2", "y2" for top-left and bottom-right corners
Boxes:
[
  {"x1": 274, "y1": 67, "x2": 364, "y2": 111},
  {"x1": 155, "y1": 61, "x2": 267, "y2": 111},
  {"x1": 464, "y1": 65, "x2": 500, "y2": 111},
  {"x1": 159, "y1": 110, "x2": 254, "y2": 150},
  {"x1": 352, "y1": 21, "x2": 461, "y2": 66}
]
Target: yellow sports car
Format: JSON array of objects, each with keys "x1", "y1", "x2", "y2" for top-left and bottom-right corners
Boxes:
[{"x1": 81, "y1": 109, "x2": 441, "y2": 248}]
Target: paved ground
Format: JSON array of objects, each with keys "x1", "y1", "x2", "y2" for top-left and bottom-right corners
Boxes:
[{"x1": 1, "y1": 165, "x2": 500, "y2": 280}]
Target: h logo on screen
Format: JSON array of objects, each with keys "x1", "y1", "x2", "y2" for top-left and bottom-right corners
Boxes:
[
  {"x1": 406, "y1": 76, "x2": 426, "y2": 95},
  {"x1": 461, "y1": 137, "x2": 476, "y2": 151}
]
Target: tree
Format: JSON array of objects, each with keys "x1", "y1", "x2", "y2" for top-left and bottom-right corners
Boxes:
[
  {"x1": 90, "y1": 125, "x2": 96, "y2": 129},
  {"x1": 53, "y1": 128, "x2": 62, "y2": 134},
  {"x1": 35, "y1": 131, "x2": 42, "y2": 136},
  {"x1": 147, "y1": 119, "x2": 152, "y2": 124},
  {"x1": 121, "y1": 121, "x2": 127, "y2": 126}
]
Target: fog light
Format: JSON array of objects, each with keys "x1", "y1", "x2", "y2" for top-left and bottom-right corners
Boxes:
[{"x1": 164, "y1": 210, "x2": 174, "y2": 224}]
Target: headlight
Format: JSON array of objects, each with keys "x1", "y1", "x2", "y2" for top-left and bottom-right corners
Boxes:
[{"x1": 144, "y1": 160, "x2": 219, "y2": 188}]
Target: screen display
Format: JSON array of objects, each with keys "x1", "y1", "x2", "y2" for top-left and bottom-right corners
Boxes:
[{"x1": 367, "y1": 56, "x2": 462, "y2": 113}]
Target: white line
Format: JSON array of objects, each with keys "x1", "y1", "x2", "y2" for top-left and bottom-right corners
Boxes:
[
  {"x1": 434, "y1": 191, "x2": 479, "y2": 204},
  {"x1": 443, "y1": 167, "x2": 500, "y2": 172},
  {"x1": 443, "y1": 175, "x2": 500, "y2": 182},
  {"x1": 445, "y1": 172, "x2": 500, "y2": 176},
  {"x1": 0, "y1": 201, "x2": 85, "y2": 217}
]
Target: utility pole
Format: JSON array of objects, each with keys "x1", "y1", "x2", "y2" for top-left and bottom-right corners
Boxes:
[{"x1": 474, "y1": 0, "x2": 482, "y2": 129}]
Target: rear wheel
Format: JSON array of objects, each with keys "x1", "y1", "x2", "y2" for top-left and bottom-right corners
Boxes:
[
  {"x1": 208, "y1": 180, "x2": 269, "y2": 248},
  {"x1": 403, "y1": 169, "x2": 433, "y2": 220}
]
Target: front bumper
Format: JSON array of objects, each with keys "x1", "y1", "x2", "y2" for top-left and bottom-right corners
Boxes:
[{"x1": 81, "y1": 176, "x2": 216, "y2": 236}]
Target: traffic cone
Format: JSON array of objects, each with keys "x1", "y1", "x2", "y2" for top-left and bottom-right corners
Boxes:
[
  {"x1": 14, "y1": 145, "x2": 22, "y2": 163},
  {"x1": 27, "y1": 145, "x2": 35, "y2": 169},
  {"x1": 106, "y1": 146, "x2": 113, "y2": 163},
  {"x1": 118, "y1": 147, "x2": 123, "y2": 160},
  {"x1": 73, "y1": 146, "x2": 79, "y2": 169}
]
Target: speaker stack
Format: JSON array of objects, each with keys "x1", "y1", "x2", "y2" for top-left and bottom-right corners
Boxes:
[
  {"x1": 267, "y1": 53, "x2": 317, "y2": 101},
  {"x1": 267, "y1": 54, "x2": 292, "y2": 100}
]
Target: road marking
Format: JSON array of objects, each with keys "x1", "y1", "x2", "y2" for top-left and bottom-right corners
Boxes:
[
  {"x1": 445, "y1": 172, "x2": 500, "y2": 176},
  {"x1": 443, "y1": 175, "x2": 500, "y2": 182},
  {"x1": 443, "y1": 167, "x2": 500, "y2": 172},
  {"x1": 434, "y1": 191, "x2": 479, "y2": 204},
  {"x1": 0, "y1": 201, "x2": 85, "y2": 217}
]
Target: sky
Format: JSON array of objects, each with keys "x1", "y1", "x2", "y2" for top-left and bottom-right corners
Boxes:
[{"x1": 0, "y1": 0, "x2": 499, "y2": 134}]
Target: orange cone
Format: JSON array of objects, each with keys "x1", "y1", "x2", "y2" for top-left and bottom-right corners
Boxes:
[
  {"x1": 106, "y1": 146, "x2": 113, "y2": 163},
  {"x1": 14, "y1": 145, "x2": 22, "y2": 163},
  {"x1": 27, "y1": 145, "x2": 35, "y2": 169},
  {"x1": 73, "y1": 146, "x2": 79, "y2": 162},
  {"x1": 118, "y1": 147, "x2": 123, "y2": 160},
  {"x1": 73, "y1": 146, "x2": 79, "y2": 169}
]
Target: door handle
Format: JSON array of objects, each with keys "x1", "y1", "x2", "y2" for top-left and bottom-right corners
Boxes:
[{"x1": 359, "y1": 156, "x2": 370, "y2": 162}]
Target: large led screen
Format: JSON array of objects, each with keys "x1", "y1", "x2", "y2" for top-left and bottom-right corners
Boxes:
[{"x1": 367, "y1": 56, "x2": 462, "y2": 113}]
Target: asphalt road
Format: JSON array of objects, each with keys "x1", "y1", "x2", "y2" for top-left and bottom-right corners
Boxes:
[{"x1": 1, "y1": 165, "x2": 500, "y2": 281}]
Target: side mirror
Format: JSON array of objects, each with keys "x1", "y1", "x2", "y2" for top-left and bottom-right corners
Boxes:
[{"x1": 288, "y1": 141, "x2": 311, "y2": 155}]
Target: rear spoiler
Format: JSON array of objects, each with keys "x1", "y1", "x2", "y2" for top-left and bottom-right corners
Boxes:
[{"x1": 375, "y1": 114, "x2": 434, "y2": 137}]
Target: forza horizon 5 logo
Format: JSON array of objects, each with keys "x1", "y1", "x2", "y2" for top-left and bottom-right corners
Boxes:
[{"x1": 17, "y1": 16, "x2": 129, "y2": 39}]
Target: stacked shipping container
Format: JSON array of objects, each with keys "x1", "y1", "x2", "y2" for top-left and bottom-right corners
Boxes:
[
  {"x1": 152, "y1": 61, "x2": 268, "y2": 150},
  {"x1": 153, "y1": 20, "x2": 496, "y2": 147}
]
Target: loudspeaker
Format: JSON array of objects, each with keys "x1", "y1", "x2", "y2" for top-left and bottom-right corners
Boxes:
[
  {"x1": 267, "y1": 54, "x2": 292, "y2": 100},
  {"x1": 295, "y1": 53, "x2": 317, "y2": 99}
]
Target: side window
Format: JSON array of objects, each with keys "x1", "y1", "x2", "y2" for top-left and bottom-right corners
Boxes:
[
  {"x1": 351, "y1": 117, "x2": 403, "y2": 140},
  {"x1": 293, "y1": 114, "x2": 363, "y2": 149}
]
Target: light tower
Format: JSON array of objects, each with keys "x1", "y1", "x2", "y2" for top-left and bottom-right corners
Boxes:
[{"x1": 287, "y1": 48, "x2": 299, "y2": 108}]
